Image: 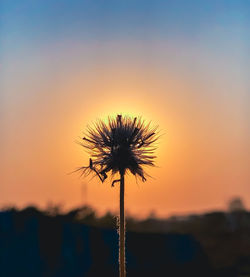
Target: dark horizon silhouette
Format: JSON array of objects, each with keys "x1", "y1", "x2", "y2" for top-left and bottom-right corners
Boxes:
[{"x1": 1, "y1": 204, "x2": 250, "y2": 276}]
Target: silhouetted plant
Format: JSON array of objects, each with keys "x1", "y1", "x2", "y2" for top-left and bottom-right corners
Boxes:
[{"x1": 76, "y1": 114, "x2": 159, "y2": 277}]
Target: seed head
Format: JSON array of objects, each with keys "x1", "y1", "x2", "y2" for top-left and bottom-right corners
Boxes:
[{"x1": 77, "y1": 114, "x2": 159, "y2": 182}]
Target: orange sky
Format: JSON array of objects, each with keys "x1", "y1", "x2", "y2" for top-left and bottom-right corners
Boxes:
[
  {"x1": 1, "y1": 56, "x2": 249, "y2": 218},
  {"x1": 1, "y1": 1, "x2": 249, "y2": 218}
]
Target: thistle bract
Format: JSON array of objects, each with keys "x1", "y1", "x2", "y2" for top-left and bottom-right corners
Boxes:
[{"x1": 78, "y1": 114, "x2": 158, "y2": 183}]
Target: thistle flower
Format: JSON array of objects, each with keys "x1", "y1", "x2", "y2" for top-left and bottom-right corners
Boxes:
[{"x1": 76, "y1": 114, "x2": 159, "y2": 277}]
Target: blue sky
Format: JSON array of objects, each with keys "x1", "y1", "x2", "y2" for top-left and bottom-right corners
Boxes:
[{"x1": 2, "y1": 0, "x2": 249, "y2": 47}]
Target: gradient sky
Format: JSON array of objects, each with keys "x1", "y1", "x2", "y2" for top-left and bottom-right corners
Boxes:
[{"x1": 1, "y1": 0, "x2": 250, "y2": 217}]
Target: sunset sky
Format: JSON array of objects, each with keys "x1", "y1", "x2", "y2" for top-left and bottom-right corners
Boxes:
[{"x1": 1, "y1": 0, "x2": 249, "y2": 217}]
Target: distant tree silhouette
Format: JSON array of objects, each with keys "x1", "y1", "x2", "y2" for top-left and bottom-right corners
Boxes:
[
  {"x1": 228, "y1": 197, "x2": 246, "y2": 212},
  {"x1": 45, "y1": 202, "x2": 63, "y2": 216}
]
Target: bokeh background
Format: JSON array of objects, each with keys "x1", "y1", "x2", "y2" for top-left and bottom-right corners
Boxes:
[{"x1": 1, "y1": 0, "x2": 249, "y2": 218}]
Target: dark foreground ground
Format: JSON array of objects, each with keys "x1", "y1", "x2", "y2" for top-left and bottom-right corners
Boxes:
[{"x1": 1, "y1": 206, "x2": 250, "y2": 277}]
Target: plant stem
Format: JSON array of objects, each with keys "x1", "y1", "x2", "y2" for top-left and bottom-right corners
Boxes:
[{"x1": 119, "y1": 172, "x2": 125, "y2": 277}]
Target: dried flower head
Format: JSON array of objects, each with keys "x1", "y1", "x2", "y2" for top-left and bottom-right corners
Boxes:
[{"x1": 77, "y1": 114, "x2": 159, "y2": 184}]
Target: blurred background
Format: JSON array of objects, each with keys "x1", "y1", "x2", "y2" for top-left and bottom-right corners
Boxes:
[{"x1": 1, "y1": 0, "x2": 250, "y2": 276}]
